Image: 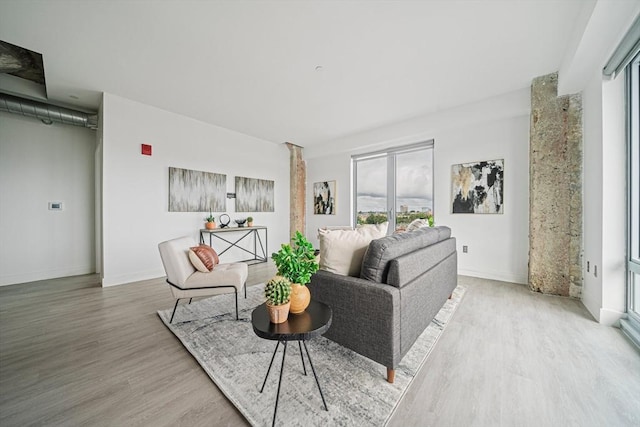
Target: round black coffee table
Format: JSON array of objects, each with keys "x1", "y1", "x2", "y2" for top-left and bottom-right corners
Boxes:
[{"x1": 252, "y1": 300, "x2": 332, "y2": 427}]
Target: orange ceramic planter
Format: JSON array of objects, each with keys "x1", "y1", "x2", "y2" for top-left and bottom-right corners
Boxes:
[{"x1": 205, "y1": 222, "x2": 216, "y2": 230}]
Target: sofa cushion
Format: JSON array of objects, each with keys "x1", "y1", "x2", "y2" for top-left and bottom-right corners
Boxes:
[
  {"x1": 361, "y1": 226, "x2": 451, "y2": 283},
  {"x1": 188, "y1": 244, "x2": 219, "y2": 272},
  {"x1": 318, "y1": 222, "x2": 388, "y2": 276}
]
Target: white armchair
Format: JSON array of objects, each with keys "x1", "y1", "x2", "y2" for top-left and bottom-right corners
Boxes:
[{"x1": 158, "y1": 236, "x2": 248, "y2": 323}]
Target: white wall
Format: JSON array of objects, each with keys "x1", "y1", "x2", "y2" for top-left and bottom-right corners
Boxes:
[
  {"x1": 0, "y1": 111, "x2": 96, "y2": 286},
  {"x1": 306, "y1": 89, "x2": 531, "y2": 284},
  {"x1": 565, "y1": 0, "x2": 636, "y2": 325},
  {"x1": 101, "y1": 93, "x2": 290, "y2": 286},
  {"x1": 581, "y1": 68, "x2": 627, "y2": 326},
  {"x1": 582, "y1": 68, "x2": 604, "y2": 320},
  {"x1": 601, "y1": 71, "x2": 627, "y2": 324}
]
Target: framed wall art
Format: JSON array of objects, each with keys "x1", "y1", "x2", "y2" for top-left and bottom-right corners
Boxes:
[
  {"x1": 451, "y1": 159, "x2": 503, "y2": 214},
  {"x1": 235, "y1": 176, "x2": 275, "y2": 212},
  {"x1": 168, "y1": 167, "x2": 226, "y2": 212},
  {"x1": 313, "y1": 180, "x2": 336, "y2": 215}
]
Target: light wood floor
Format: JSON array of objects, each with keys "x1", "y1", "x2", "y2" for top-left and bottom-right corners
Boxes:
[{"x1": 1, "y1": 266, "x2": 639, "y2": 426}]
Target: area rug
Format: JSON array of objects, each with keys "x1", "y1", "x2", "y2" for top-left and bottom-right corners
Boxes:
[{"x1": 157, "y1": 284, "x2": 465, "y2": 426}]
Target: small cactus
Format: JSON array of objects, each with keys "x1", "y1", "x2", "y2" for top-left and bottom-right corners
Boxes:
[{"x1": 265, "y1": 276, "x2": 292, "y2": 306}]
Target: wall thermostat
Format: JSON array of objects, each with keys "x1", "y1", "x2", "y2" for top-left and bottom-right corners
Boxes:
[{"x1": 49, "y1": 202, "x2": 63, "y2": 211}]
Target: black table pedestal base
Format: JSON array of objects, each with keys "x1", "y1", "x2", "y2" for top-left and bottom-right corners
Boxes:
[{"x1": 260, "y1": 339, "x2": 328, "y2": 427}]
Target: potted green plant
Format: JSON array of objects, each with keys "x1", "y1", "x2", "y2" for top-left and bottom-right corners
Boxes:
[
  {"x1": 247, "y1": 216, "x2": 254, "y2": 227},
  {"x1": 271, "y1": 231, "x2": 319, "y2": 314},
  {"x1": 264, "y1": 276, "x2": 292, "y2": 323},
  {"x1": 204, "y1": 212, "x2": 216, "y2": 230}
]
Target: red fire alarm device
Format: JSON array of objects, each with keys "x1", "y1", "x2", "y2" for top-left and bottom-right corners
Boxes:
[{"x1": 141, "y1": 144, "x2": 152, "y2": 156}]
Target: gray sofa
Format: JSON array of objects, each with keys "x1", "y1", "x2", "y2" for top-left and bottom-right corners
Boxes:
[{"x1": 309, "y1": 226, "x2": 457, "y2": 383}]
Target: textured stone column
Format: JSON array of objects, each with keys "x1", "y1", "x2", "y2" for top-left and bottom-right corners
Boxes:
[
  {"x1": 286, "y1": 142, "x2": 306, "y2": 240},
  {"x1": 529, "y1": 73, "x2": 583, "y2": 297}
]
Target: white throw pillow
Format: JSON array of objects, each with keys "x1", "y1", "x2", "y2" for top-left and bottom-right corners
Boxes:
[
  {"x1": 318, "y1": 222, "x2": 388, "y2": 276},
  {"x1": 406, "y1": 218, "x2": 429, "y2": 232}
]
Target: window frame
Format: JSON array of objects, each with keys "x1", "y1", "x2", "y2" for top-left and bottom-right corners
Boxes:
[{"x1": 352, "y1": 140, "x2": 434, "y2": 231}]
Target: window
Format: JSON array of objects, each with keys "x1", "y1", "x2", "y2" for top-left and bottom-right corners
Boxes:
[
  {"x1": 623, "y1": 52, "x2": 640, "y2": 347},
  {"x1": 353, "y1": 141, "x2": 434, "y2": 233}
]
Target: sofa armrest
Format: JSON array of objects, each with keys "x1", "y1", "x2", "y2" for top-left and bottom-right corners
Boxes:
[{"x1": 309, "y1": 270, "x2": 401, "y2": 368}]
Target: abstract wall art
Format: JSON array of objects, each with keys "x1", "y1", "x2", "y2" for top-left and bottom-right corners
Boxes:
[
  {"x1": 313, "y1": 180, "x2": 336, "y2": 215},
  {"x1": 235, "y1": 176, "x2": 275, "y2": 212},
  {"x1": 451, "y1": 159, "x2": 504, "y2": 214},
  {"x1": 168, "y1": 167, "x2": 226, "y2": 212}
]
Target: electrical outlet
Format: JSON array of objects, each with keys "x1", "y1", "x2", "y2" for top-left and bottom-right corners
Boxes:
[
  {"x1": 594, "y1": 265, "x2": 597, "y2": 278},
  {"x1": 587, "y1": 261, "x2": 590, "y2": 272},
  {"x1": 462, "y1": 245, "x2": 468, "y2": 253}
]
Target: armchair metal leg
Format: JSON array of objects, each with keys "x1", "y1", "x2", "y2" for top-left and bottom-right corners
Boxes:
[
  {"x1": 244, "y1": 282, "x2": 247, "y2": 298},
  {"x1": 235, "y1": 290, "x2": 239, "y2": 320},
  {"x1": 169, "y1": 299, "x2": 181, "y2": 324}
]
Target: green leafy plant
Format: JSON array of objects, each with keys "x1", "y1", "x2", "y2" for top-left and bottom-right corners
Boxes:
[
  {"x1": 205, "y1": 211, "x2": 215, "y2": 223},
  {"x1": 247, "y1": 216, "x2": 254, "y2": 222},
  {"x1": 271, "y1": 231, "x2": 319, "y2": 285},
  {"x1": 264, "y1": 276, "x2": 292, "y2": 305}
]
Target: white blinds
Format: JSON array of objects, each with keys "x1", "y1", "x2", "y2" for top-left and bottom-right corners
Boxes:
[{"x1": 604, "y1": 14, "x2": 640, "y2": 78}]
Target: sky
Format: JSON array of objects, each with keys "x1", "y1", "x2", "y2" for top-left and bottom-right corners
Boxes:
[{"x1": 356, "y1": 149, "x2": 433, "y2": 212}]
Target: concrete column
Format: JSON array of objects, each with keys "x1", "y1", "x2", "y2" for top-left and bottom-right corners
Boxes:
[
  {"x1": 286, "y1": 142, "x2": 306, "y2": 240},
  {"x1": 529, "y1": 73, "x2": 583, "y2": 297}
]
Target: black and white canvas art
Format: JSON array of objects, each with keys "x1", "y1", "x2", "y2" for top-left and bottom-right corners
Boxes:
[
  {"x1": 451, "y1": 159, "x2": 504, "y2": 214},
  {"x1": 168, "y1": 167, "x2": 226, "y2": 212},
  {"x1": 313, "y1": 181, "x2": 336, "y2": 215},
  {"x1": 235, "y1": 176, "x2": 274, "y2": 212}
]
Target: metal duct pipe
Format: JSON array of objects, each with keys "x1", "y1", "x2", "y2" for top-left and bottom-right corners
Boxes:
[{"x1": 0, "y1": 93, "x2": 98, "y2": 129}]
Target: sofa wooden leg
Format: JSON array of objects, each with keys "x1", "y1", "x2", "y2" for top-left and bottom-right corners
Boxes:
[
  {"x1": 448, "y1": 293, "x2": 452, "y2": 299},
  {"x1": 387, "y1": 367, "x2": 395, "y2": 383}
]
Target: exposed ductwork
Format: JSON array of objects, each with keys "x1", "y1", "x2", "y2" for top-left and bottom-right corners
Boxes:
[{"x1": 0, "y1": 93, "x2": 98, "y2": 129}]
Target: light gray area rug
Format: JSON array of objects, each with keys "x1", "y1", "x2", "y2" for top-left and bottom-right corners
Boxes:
[{"x1": 158, "y1": 284, "x2": 465, "y2": 426}]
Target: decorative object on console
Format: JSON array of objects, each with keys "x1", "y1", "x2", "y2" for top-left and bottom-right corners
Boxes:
[
  {"x1": 317, "y1": 222, "x2": 388, "y2": 276},
  {"x1": 313, "y1": 180, "x2": 336, "y2": 215},
  {"x1": 264, "y1": 276, "x2": 292, "y2": 323},
  {"x1": 204, "y1": 211, "x2": 216, "y2": 230},
  {"x1": 246, "y1": 216, "x2": 254, "y2": 227},
  {"x1": 218, "y1": 213, "x2": 230, "y2": 228},
  {"x1": 234, "y1": 218, "x2": 247, "y2": 227},
  {"x1": 271, "y1": 231, "x2": 319, "y2": 314},
  {"x1": 451, "y1": 159, "x2": 504, "y2": 214},
  {"x1": 168, "y1": 167, "x2": 226, "y2": 212},
  {"x1": 235, "y1": 176, "x2": 275, "y2": 212}
]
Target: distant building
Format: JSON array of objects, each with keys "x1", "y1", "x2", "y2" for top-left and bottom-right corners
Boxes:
[{"x1": 400, "y1": 205, "x2": 408, "y2": 213}]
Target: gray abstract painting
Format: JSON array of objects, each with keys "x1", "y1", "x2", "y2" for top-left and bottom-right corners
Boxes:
[
  {"x1": 235, "y1": 176, "x2": 274, "y2": 212},
  {"x1": 169, "y1": 167, "x2": 226, "y2": 212}
]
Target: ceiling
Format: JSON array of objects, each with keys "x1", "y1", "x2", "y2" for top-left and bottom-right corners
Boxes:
[{"x1": 0, "y1": 0, "x2": 591, "y2": 147}]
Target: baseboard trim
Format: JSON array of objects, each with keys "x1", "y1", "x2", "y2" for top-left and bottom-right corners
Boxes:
[
  {"x1": 0, "y1": 266, "x2": 95, "y2": 287},
  {"x1": 457, "y1": 268, "x2": 527, "y2": 285},
  {"x1": 599, "y1": 308, "x2": 624, "y2": 327},
  {"x1": 102, "y1": 269, "x2": 165, "y2": 287},
  {"x1": 620, "y1": 318, "x2": 640, "y2": 350}
]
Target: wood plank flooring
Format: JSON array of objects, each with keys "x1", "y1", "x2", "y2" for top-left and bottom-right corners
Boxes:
[{"x1": 1, "y1": 268, "x2": 639, "y2": 426}]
